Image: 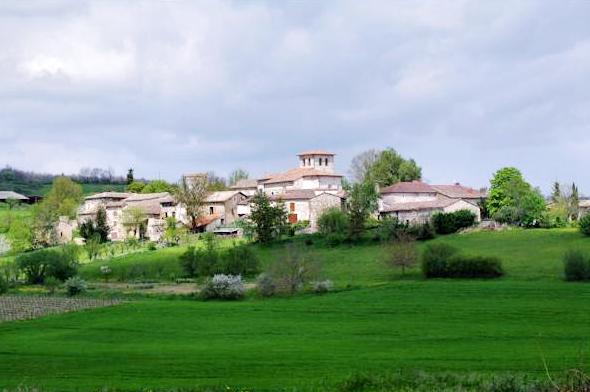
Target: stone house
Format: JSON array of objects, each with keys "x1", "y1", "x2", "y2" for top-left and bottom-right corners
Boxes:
[
  {"x1": 379, "y1": 180, "x2": 484, "y2": 224},
  {"x1": 579, "y1": 200, "x2": 590, "y2": 218},
  {"x1": 270, "y1": 189, "x2": 345, "y2": 231},
  {"x1": 200, "y1": 191, "x2": 248, "y2": 229}
]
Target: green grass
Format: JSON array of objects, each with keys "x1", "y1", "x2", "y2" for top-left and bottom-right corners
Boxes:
[
  {"x1": 3, "y1": 228, "x2": 590, "y2": 390},
  {"x1": 1, "y1": 280, "x2": 589, "y2": 390}
]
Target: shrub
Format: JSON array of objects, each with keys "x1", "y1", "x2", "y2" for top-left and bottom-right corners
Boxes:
[
  {"x1": 422, "y1": 244, "x2": 503, "y2": 279},
  {"x1": 16, "y1": 247, "x2": 79, "y2": 284},
  {"x1": 147, "y1": 241, "x2": 157, "y2": 251},
  {"x1": 432, "y1": 210, "x2": 476, "y2": 235},
  {"x1": 318, "y1": 208, "x2": 349, "y2": 236},
  {"x1": 493, "y1": 206, "x2": 522, "y2": 225},
  {"x1": 220, "y1": 245, "x2": 259, "y2": 277},
  {"x1": 421, "y1": 243, "x2": 459, "y2": 278},
  {"x1": 384, "y1": 239, "x2": 418, "y2": 276},
  {"x1": 200, "y1": 274, "x2": 244, "y2": 300},
  {"x1": 263, "y1": 244, "x2": 321, "y2": 295},
  {"x1": 563, "y1": 250, "x2": 590, "y2": 281},
  {"x1": 579, "y1": 214, "x2": 590, "y2": 236},
  {"x1": 312, "y1": 279, "x2": 332, "y2": 294},
  {"x1": 64, "y1": 276, "x2": 87, "y2": 296},
  {"x1": 256, "y1": 273, "x2": 278, "y2": 297},
  {"x1": 0, "y1": 274, "x2": 7, "y2": 295},
  {"x1": 44, "y1": 276, "x2": 60, "y2": 295},
  {"x1": 181, "y1": 244, "x2": 259, "y2": 278},
  {"x1": 100, "y1": 265, "x2": 113, "y2": 282},
  {"x1": 378, "y1": 217, "x2": 408, "y2": 241},
  {"x1": 325, "y1": 233, "x2": 346, "y2": 246},
  {"x1": 408, "y1": 222, "x2": 435, "y2": 241}
]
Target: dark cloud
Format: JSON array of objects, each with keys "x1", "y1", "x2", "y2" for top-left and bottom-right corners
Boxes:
[{"x1": 0, "y1": 0, "x2": 589, "y2": 193}]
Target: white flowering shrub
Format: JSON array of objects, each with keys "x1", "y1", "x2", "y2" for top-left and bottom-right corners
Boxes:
[
  {"x1": 0, "y1": 235, "x2": 10, "y2": 255},
  {"x1": 312, "y1": 280, "x2": 332, "y2": 294},
  {"x1": 200, "y1": 274, "x2": 244, "y2": 300},
  {"x1": 64, "y1": 277, "x2": 88, "y2": 296}
]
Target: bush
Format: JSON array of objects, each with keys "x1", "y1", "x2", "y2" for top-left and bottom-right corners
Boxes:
[
  {"x1": 325, "y1": 233, "x2": 346, "y2": 247},
  {"x1": 312, "y1": 279, "x2": 332, "y2": 294},
  {"x1": 262, "y1": 244, "x2": 321, "y2": 295},
  {"x1": 432, "y1": 210, "x2": 476, "y2": 235},
  {"x1": 200, "y1": 274, "x2": 244, "y2": 300},
  {"x1": 563, "y1": 250, "x2": 590, "y2": 281},
  {"x1": 378, "y1": 217, "x2": 408, "y2": 241},
  {"x1": 318, "y1": 208, "x2": 349, "y2": 236},
  {"x1": 219, "y1": 245, "x2": 259, "y2": 276},
  {"x1": 64, "y1": 276, "x2": 87, "y2": 296},
  {"x1": 407, "y1": 222, "x2": 435, "y2": 241},
  {"x1": 44, "y1": 276, "x2": 60, "y2": 295},
  {"x1": 0, "y1": 274, "x2": 7, "y2": 295},
  {"x1": 256, "y1": 273, "x2": 278, "y2": 297},
  {"x1": 421, "y1": 243, "x2": 459, "y2": 278},
  {"x1": 493, "y1": 206, "x2": 522, "y2": 225},
  {"x1": 147, "y1": 241, "x2": 157, "y2": 251},
  {"x1": 180, "y1": 244, "x2": 259, "y2": 278},
  {"x1": 579, "y1": 214, "x2": 590, "y2": 236},
  {"x1": 16, "y1": 247, "x2": 79, "y2": 284}
]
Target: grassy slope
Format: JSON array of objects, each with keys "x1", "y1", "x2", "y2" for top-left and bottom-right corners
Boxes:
[
  {"x1": 2, "y1": 229, "x2": 590, "y2": 390},
  {"x1": 1, "y1": 281, "x2": 589, "y2": 390}
]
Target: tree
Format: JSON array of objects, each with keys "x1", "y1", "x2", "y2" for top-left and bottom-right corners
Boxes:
[
  {"x1": 264, "y1": 244, "x2": 321, "y2": 294},
  {"x1": 142, "y1": 180, "x2": 176, "y2": 194},
  {"x1": 5, "y1": 198, "x2": 20, "y2": 210},
  {"x1": 95, "y1": 206, "x2": 110, "y2": 242},
  {"x1": 551, "y1": 182, "x2": 561, "y2": 204},
  {"x1": 6, "y1": 218, "x2": 32, "y2": 253},
  {"x1": 43, "y1": 176, "x2": 83, "y2": 219},
  {"x1": 344, "y1": 180, "x2": 379, "y2": 240},
  {"x1": 349, "y1": 149, "x2": 380, "y2": 183},
  {"x1": 207, "y1": 172, "x2": 227, "y2": 191},
  {"x1": 384, "y1": 236, "x2": 418, "y2": 276},
  {"x1": 249, "y1": 192, "x2": 287, "y2": 244},
  {"x1": 571, "y1": 182, "x2": 580, "y2": 220},
  {"x1": 126, "y1": 181, "x2": 146, "y2": 193},
  {"x1": 364, "y1": 148, "x2": 422, "y2": 188},
  {"x1": 126, "y1": 168, "x2": 134, "y2": 185},
  {"x1": 162, "y1": 217, "x2": 185, "y2": 246},
  {"x1": 228, "y1": 169, "x2": 249, "y2": 187},
  {"x1": 122, "y1": 206, "x2": 147, "y2": 239},
  {"x1": 175, "y1": 175, "x2": 208, "y2": 231}
]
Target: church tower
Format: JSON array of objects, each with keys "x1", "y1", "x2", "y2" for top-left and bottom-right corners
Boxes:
[{"x1": 297, "y1": 150, "x2": 335, "y2": 174}]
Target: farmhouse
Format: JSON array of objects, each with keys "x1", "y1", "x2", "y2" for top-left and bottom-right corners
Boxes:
[
  {"x1": 580, "y1": 199, "x2": 590, "y2": 217},
  {"x1": 379, "y1": 180, "x2": 485, "y2": 223}
]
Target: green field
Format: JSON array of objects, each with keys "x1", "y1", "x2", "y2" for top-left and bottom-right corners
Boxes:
[{"x1": 1, "y1": 229, "x2": 590, "y2": 390}]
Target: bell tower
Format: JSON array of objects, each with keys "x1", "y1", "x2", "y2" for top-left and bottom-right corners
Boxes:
[{"x1": 297, "y1": 150, "x2": 335, "y2": 174}]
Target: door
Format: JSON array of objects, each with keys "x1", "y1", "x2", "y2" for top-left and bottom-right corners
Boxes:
[{"x1": 288, "y1": 214, "x2": 298, "y2": 224}]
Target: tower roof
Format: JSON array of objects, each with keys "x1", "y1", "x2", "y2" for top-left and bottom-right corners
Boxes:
[{"x1": 297, "y1": 150, "x2": 335, "y2": 156}]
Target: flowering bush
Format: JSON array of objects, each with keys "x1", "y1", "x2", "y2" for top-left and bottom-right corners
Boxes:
[
  {"x1": 64, "y1": 277, "x2": 87, "y2": 296},
  {"x1": 312, "y1": 280, "x2": 332, "y2": 294},
  {"x1": 200, "y1": 274, "x2": 244, "y2": 300}
]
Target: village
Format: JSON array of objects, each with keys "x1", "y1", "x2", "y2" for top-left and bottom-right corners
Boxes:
[{"x1": 35, "y1": 150, "x2": 489, "y2": 244}]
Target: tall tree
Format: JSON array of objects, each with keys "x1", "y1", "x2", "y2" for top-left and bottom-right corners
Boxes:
[
  {"x1": 175, "y1": 175, "x2": 208, "y2": 231},
  {"x1": 43, "y1": 176, "x2": 83, "y2": 219},
  {"x1": 141, "y1": 180, "x2": 176, "y2": 194},
  {"x1": 206, "y1": 171, "x2": 227, "y2": 191},
  {"x1": 95, "y1": 206, "x2": 110, "y2": 242},
  {"x1": 122, "y1": 206, "x2": 147, "y2": 239},
  {"x1": 126, "y1": 168, "x2": 134, "y2": 185},
  {"x1": 349, "y1": 149, "x2": 380, "y2": 183},
  {"x1": 551, "y1": 181, "x2": 561, "y2": 204},
  {"x1": 344, "y1": 180, "x2": 379, "y2": 240},
  {"x1": 368, "y1": 148, "x2": 422, "y2": 187},
  {"x1": 571, "y1": 182, "x2": 580, "y2": 220},
  {"x1": 249, "y1": 192, "x2": 287, "y2": 244},
  {"x1": 228, "y1": 169, "x2": 249, "y2": 187}
]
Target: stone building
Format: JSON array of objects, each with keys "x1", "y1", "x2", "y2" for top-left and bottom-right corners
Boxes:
[{"x1": 379, "y1": 180, "x2": 485, "y2": 224}]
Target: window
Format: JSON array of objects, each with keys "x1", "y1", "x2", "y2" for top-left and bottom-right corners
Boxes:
[
  {"x1": 290, "y1": 202, "x2": 295, "y2": 212},
  {"x1": 209, "y1": 207, "x2": 214, "y2": 215},
  {"x1": 318, "y1": 158, "x2": 322, "y2": 166}
]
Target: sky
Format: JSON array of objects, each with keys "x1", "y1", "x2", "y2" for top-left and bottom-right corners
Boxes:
[{"x1": 0, "y1": 0, "x2": 589, "y2": 194}]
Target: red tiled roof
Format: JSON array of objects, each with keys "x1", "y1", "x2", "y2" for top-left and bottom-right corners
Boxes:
[
  {"x1": 432, "y1": 184, "x2": 486, "y2": 199},
  {"x1": 263, "y1": 168, "x2": 342, "y2": 185},
  {"x1": 380, "y1": 181, "x2": 436, "y2": 194},
  {"x1": 196, "y1": 213, "x2": 221, "y2": 227}
]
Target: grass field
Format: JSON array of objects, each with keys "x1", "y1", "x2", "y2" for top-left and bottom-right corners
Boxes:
[{"x1": 2, "y1": 228, "x2": 590, "y2": 390}]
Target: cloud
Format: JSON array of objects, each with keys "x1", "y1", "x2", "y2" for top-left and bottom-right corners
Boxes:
[{"x1": 0, "y1": 0, "x2": 589, "y2": 193}]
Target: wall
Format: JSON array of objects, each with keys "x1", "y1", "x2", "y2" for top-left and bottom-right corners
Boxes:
[
  {"x1": 443, "y1": 200, "x2": 482, "y2": 222},
  {"x1": 309, "y1": 193, "x2": 343, "y2": 231},
  {"x1": 380, "y1": 192, "x2": 438, "y2": 205}
]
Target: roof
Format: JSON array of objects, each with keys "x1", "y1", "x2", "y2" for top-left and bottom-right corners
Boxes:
[
  {"x1": 381, "y1": 197, "x2": 469, "y2": 213},
  {"x1": 0, "y1": 191, "x2": 29, "y2": 201},
  {"x1": 205, "y1": 191, "x2": 244, "y2": 203},
  {"x1": 270, "y1": 189, "x2": 318, "y2": 201},
  {"x1": 127, "y1": 201, "x2": 161, "y2": 215},
  {"x1": 432, "y1": 184, "x2": 486, "y2": 199},
  {"x1": 230, "y1": 179, "x2": 258, "y2": 189},
  {"x1": 380, "y1": 181, "x2": 436, "y2": 194},
  {"x1": 263, "y1": 168, "x2": 343, "y2": 185},
  {"x1": 85, "y1": 192, "x2": 133, "y2": 200},
  {"x1": 124, "y1": 192, "x2": 170, "y2": 202},
  {"x1": 580, "y1": 200, "x2": 590, "y2": 208},
  {"x1": 297, "y1": 150, "x2": 335, "y2": 156},
  {"x1": 196, "y1": 213, "x2": 221, "y2": 227}
]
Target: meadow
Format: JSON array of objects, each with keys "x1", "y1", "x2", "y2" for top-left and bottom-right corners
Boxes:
[{"x1": 1, "y1": 228, "x2": 590, "y2": 390}]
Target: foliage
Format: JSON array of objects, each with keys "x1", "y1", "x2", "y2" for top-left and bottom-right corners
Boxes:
[
  {"x1": 206, "y1": 171, "x2": 227, "y2": 191},
  {"x1": 180, "y1": 241, "x2": 259, "y2": 278},
  {"x1": 122, "y1": 206, "x2": 147, "y2": 239},
  {"x1": 563, "y1": 250, "x2": 590, "y2": 281},
  {"x1": 175, "y1": 175, "x2": 208, "y2": 231},
  {"x1": 84, "y1": 236, "x2": 102, "y2": 261},
  {"x1": 200, "y1": 274, "x2": 244, "y2": 300},
  {"x1": 228, "y1": 169, "x2": 249, "y2": 187},
  {"x1": 579, "y1": 214, "x2": 590, "y2": 236},
  {"x1": 486, "y1": 167, "x2": 546, "y2": 226},
  {"x1": 16, "y1": 246, "x2": 79, "y2": 284},
  {"x1": 344, "y1": 180, "x2": 378, "y2": 240},
  {"x1": 407, "y1": 222, "x2": 436, "y2": 241},
  {"x1": 384, "y1": 238, "x2": 418, "y2": 275},
  {"x1": 42, "y1": 176, "x2": 83, "y2": 219},
  {"x1": 6, "y1": 217, "x2": 32, "y2": 253},
  {"x1": 141, "y1": 179, "x2": 176, "y2": 194},
  {"x1": 44, "y1": 276, "x2": 60, "y2": 295},
  {"x1": 64, "y1": 276, "x2": 87, "y2": 296},
  {"x1": 100, "y1": 265, "x2": 113, "y2": 282},
  {"x1": 0, "y1": 274, "x2": 7, "y2": 295},
  {"x1": 364, "y1": 148, "x2": 422, "y2": 187},
  {"x1": 249, "y1": 191, "x2": 287, "y2": 244},
  {"x1": 80, "y1": 207, "x2": 110, "y2": 242},
  {"x1": 317, "y1": 207, "x2": 349, "y2": 236},
  {"x1": 349, "y1": 149, "x2": 380, "y2": 183},
  {"x1": 126, "y1": 180, "x2": 146, "y2": 193},
  {"x1": 422, "y1": 244, "x2": 503, "y2": 279},
  {"x1": 126, "y1": 168, "x2": 134, "y2": 185},
  {"x1": 259, "y1": 244, "x2": 321, "y2": 296},
  {"x1": 161, "y1": 217, "x2": 185, "y2": 246},
  {"x1": 431, "y1": 210, "x2": 476, "y2": 235}
]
